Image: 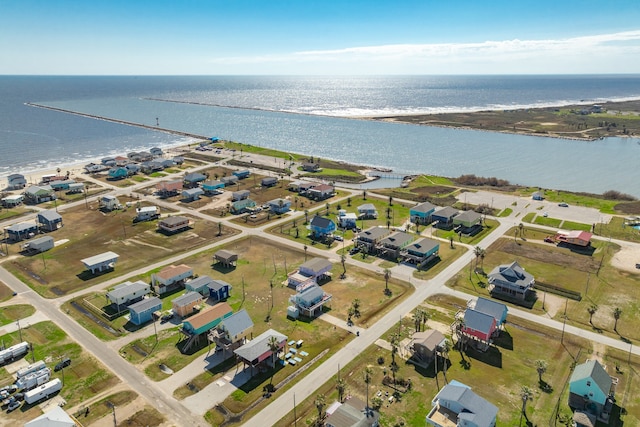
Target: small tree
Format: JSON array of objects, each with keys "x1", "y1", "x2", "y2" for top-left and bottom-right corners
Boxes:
[
  {"x1": 613, "y1": 307, "x2": 622, "y2": 332},
  {"x1": 520, "y1": 386, "x2": 533, "y2": 425},
  {"x1": 588, "y1": 303, "x2": 598, "y2": 325},
  {"x1": 535, "y1": 359, "x2": 548, "y2": 384},
  {"x1": 336, "y1": 377, "x2": 347, "y2": 403},
  {"x1": 383, "y1": 268, "x2": 391, "y2": 295}
]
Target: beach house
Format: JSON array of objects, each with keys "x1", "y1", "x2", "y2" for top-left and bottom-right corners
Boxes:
[
  {"x1": 426, "y1": 380, "x2": 498, "y2": 427},
  {"x1": 203, "y1": 180, "x2": 225, "y2": 194},
  {"x1": 431, "y1": 206, "x2": 459, "y2": 229},
  {"x1": 453, "y1": 210, "x2": 483, "y2": 233},
  {"x1": 24, "y1": 185, "x2": 56, "y2": 204},
  {"x1": 152, "y1": 264, "x2": 194, "y2": 295},
  {"x1": 185, "y1": 275, "x2": 216, "y2": 296},
  {"x1": 287, "y1": 257, "x2": 333, "y2": 291},
  {"x1": 106, "y1": 280, "x2": 151, "y2": 309},
  {"x1": 404, "y1": 238, "x2": 440, "y2": 266},
  {"x1": 230, "y1": 198, "x2": 256, "y2": 214},
  {"x1": 553, "y1": 230, "x2": 592, "y2": 247},
  {"x1": 158, "y1": 216, "x2": 191, "y2": 233},
  {"x1": 379, "y1": 231, "x2": 414, "y2": 260},
  {"x1": 7, "y1": 173, "x2": 27, "y2": 190},
  {"x1": 568, "y1": 359, "x2": 615, "y2": 422},
  {"x1": 156, "y1": 180, "x2": 182, "y2": 197},
  {"x1": 99, "y1": 195, "x2": 120, "y2": 211},
  {"x1": 108, "y1": 167, "x2": 128, "y2": 180},
  {"x1": 128, "y1": 297, "x2": 162, "y2": 326},
  {"x1": 232, "y1": 170, "x2": 251, "y2": 179},
  {"x1": 469, "y1": 297, "x2": 508, "y2": 329},
  {"x1": 37, "y1": 210, "x2": 63, "y2": 232},
  {"x1": 209, "y1": 309, "x2": 254, "y2": 353},
  {"x1": 407, "y1": 329, "x2": 446, "y2": 367},
  {"x1": 183, "y1": 172, "x2": 207, "y2": 188},
  {"x1": 214, "y1": 250, "x2": 239, "y2": 268},
  {"x1": 134, "y1": 206, "x2": 160, "y2": 222},
  {"x1": 267, "y1": 198, "x2": 291, "y2": 215},
  {"x1": 207, "y1": 279, "x2": 232, "y2": 302},
  {"x1": 460, "y1": 309, "x2": 497, "y2": 350},
  {"x1": 221, "y1": 175, "x2": 239, "y2": 186},
  {"x1": 182, "y1": 187, "x2": 204, "y2": 201},
  {"x1": 172, "y1": 291, "x2": 204, "y2": 318},
  {"x1": 487, "y1": 261, "x2": 534, "y2": 302},
  {"x1": 234, "y1": 329, "x2": 287, "y2": 372},
  {"x1": 410, "y1": 201, "x2": 437, "y2": 225},
  {"x1": 288, "y1": 283, "x2": 332, "y2": 318},
  {"x1": 356, "y1": 226, "x2": 391, "y2": 253},
  {"x1": 232, "y1": 190, "x2": 251, "y2": 202},
  {"x1": 307, "y1": 184, "x2": 334, "y2": 200},
  {"x1": 309, "y1": 215, "x2": 336, "y2": 238},
  {"x1": 181, "y1": 302, "x2": 233, "y2": 337},
  {"x1": 337, "y1": 211, "x2": 358, "y2": 229},
  {"x1": 81, "y1": 252, "x2": 119, "y2": 275},
  {"x1": 2, "y1": 194, "x2": 24, "y2": 207},
  {"x1": 357, "y1": 203, "x2": 378, "y2": 219},
  {"x1": 6, "y1": 222, "x2": 38, "y2": 241}
]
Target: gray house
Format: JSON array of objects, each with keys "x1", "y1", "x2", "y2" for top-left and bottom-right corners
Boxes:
[
  {"x1": 37, "y1": 210, "x2": 63, "y2": 232},
  {"x1": 487, "y1": 261, "x2": 534, "y2": 301}
]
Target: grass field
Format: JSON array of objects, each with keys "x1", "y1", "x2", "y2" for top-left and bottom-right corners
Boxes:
[
  {"x1": 5, "y1": 201, "x2": 239, "y2": 298},
  {"x1": 0, "y1": 304, "x2": 35, "y2": 326}
]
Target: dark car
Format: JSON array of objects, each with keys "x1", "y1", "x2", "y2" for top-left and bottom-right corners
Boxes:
[
  {"x1": 349, "y1": 246, "x2": 361, "y2": 255},
  {"x1": 54, "y1": 357, "x2": 71, "y2": 372},
  {"x1": 13, "y1": 393, "x2": 24, "y2": 402},
  {"x1": 558, "y1": 202, "x2": 569, "y2": 207}
]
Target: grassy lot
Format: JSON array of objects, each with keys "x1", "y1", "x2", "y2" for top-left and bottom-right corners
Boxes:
[
  {"x1": 374, "y1": 175, "x2": 460, "y2": 205},
  {"x1": 560, "y1": 220, "x2": 592, "y2": 231},
  {"x1": 447, "y1": 230, "x2": 640, "y2": 345},
  {"x1": 276, "y1": 293, "x2": 605, "y2": 427},
  {"x1": 0, "y1": 304, "x2": 35, "y2": 326},
  {"x1": 0, "y1": 321, "x2": 119, "y2": 424},
  {"x1": 413, "y1": 240, "x2": 468, "y2": 281},
  {"x1": 498, "y1": 208, "x2": 512, "y2": 217},
  {"x1": 0, "y1": 281, "x2": 16, "y2": 302},
  {"x1": 595, "y1": 216, "x2": 640, "y2": 244},
  {"x1": 4, "y1": 202, "x2": 239, "y2": 298},
  {"x1": 0, "y1": 206, "x2": 37, "y2": 222}
]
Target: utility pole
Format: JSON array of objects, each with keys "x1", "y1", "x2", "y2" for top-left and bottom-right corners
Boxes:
[
  {"x1": 293, "y1": 393, "x2": 297, "y2": 427},
  {"x1": 16, "y1": 318, "x2": 22, "y2": 342}
]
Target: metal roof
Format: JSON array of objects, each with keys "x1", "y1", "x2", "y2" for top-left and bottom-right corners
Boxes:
[
  {"x1": 434, "y1": 383, "x2": 497, "y2": 427},
  {"x1": 173, "y1": 291, "x2": 204, "y2": 307},
  {"x1": 107, "y1": 280, "x2": 149, "y2": 300},
  {"x1": 220, "y1": 309, "x2": 253, "y2": 338},
  {"x1": 128, "y1": 297, "x2": 162, "y2": 313},
  {"x1": 81, "y1": 251, "x2": 119, "y2": 267},
  {"x1": 234, "y1": 328, "x2": 287, "y2": 362}
]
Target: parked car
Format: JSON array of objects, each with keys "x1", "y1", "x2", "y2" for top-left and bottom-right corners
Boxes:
[
  {"x1": 12, "y1": 393, "x2": 24, "y2": 402},
  {"x1": 544, "y1": 237, "x2": 555, "y2": 243},
  {"x1": 161, "y1": 312, "x2": 174, "y2": 323},
  {"x1": 558, "y1": 202, "x2": 569, "y2": 207},
  {"x1": 54, "y1": 357, "x2": 71, "y2": 372},
  {"x1": 6, "y1": 400, "x2": 20, "y2": 412},
  {"x1": 349, "y1": 246, "x2": 361, "y2": 255},
  {"x1": 333, "y1": 235, "x2": 343, "y2": 241},
  {"x1": 542, "y1": 212, "x2": 548, "y2": 217}
]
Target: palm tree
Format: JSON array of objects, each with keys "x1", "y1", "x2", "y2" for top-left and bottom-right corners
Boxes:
[
  {"x1": 326, "y1": 203, "x2": 330, "y2": 215},
  {"x1": 340, "y1": 253, "x2": 347, "y2": 279},
  {"x1": 304, "y1": 210, "x2": 309, "y2": 224},
  {"x1": 479, "y1": 249, "x2": 486, "y2": 270},
  {"x1": 520, "y1": 386, "x2": 533, "y2": 425},
  {"x1": 335, "y1": 377, "x2": 347, "y2": 403},
  {"x1": 613, "y1": 307, "x2": 622, "y2": 332},
  {"x1": 535, "y1": 359, "x2": 548, "y2": 384},
  {"x1": 389, "y1": 333, "x2": 400, "y2": 385},
  {"x1": 519, "y1": 222, "x2": 525, "y2": 239},
  {"x1": 364, "y1": 366, "x2": 373, "y2": 416},
  {"x1": 363, "y1": 190, "x2": 367, "y2": 200},
  {"x1": 217, "y1": 222, "x2": 222, "y2": 236},
  {"x1": 474, "y1": 246, "x2": 483, "y2": 270},
  {"x1": 383, "y1": 268, "x2": 391, "y2": 295},
  {"x1": 267, "y1": 336, "x2": 280, "y2": 383},
  {"x1": 347, "y1": 306, "x2": 355, "y2": 325},
  {"x1": 420, "y1": 309, "x2": 430, "y2": 332},
  {"x1": 588, "y1": 303, "x2": 598, "y2": 325},
  {"x1": 388, "y1": 195, "x2": 393, "y2": 206},
  {"x1": 303, "y1": 244, "x2": 308, "y2": 261},
  {"x1": 352, "y1": 298, "x2": 361, "y2": 318},
  {"x1": 347, "y1": 197, "x2": 351, "y2": 207},
  {"x1": 314, "y1": 393, "x2": 326, "y2": 424},
  {"x1": 412, "y1": 311, "x2": 421, "y2": 332},
  {"x1": 440, "y1": 339, "x2": 451, "y2": 384}
]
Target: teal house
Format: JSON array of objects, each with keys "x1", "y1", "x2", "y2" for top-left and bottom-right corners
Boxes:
[{"x1": 568, "y1": 360, "x2": 614, "y2": 419}]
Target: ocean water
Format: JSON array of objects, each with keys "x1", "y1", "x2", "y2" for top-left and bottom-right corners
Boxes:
[{"x1": 2, "y1": 75, "x2": 640, "y2": 196}]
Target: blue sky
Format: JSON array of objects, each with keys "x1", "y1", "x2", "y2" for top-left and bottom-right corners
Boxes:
[{"x1": 2, "y1": 0, "x2": 640, "y2": 75}]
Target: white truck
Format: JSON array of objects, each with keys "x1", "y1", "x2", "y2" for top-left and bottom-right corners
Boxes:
[
  {"x1": 16, "y1": 360, "x2": 46, "y2": 379},
  {"x1": 16, "y1": 367, "x2": 51, "y2": 391},
  {"x1": 24, "y1": 378, "x2": 61, "y2": 405},
  {"x1": 0, "y1": 342, "x2": 29, "y2": 365}
]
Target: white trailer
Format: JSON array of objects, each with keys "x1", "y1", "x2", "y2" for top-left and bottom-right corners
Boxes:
[
  {"x1": 16, "y1": 367, "x2": 50, "y2": 391},
  {"x1": 135, "y1": 206, "x2": 159, "y2": 222},
  {"x1": 24, "y1": 378, "x2": 61, "y2": 404},
  {"x1": 22, "y1": 236, "x2": 54, "y2": 253},
  {"x1": 16, "y1": 360, "x2": 46, "y2": 379},
  {"x1": 0, "y1": 342, "x2": 29, "y2": 364}
]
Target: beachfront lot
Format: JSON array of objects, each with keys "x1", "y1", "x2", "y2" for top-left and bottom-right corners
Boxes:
[{"x1": 4, "y1": 201, "x2": 239, "y2": 298}]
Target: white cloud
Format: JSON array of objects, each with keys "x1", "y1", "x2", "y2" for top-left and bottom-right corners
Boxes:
[{"x1": 207, "y1": 30, "x2": 640, "y2": 74}]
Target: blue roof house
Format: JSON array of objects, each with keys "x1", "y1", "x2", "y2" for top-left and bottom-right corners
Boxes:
[
  {"x1": 108, "y1": 167, "x2": 129, "y2": 180},
  {"x1": 203, "y1": 180, "x2": 225, "y2": 194},
  {"x1": 233, "y1": 170, "x2": 251, "y2": 179},
  {"x1": 267, "y1": 198, "x2": 291, "y2": 215},
  {"x1": 37, "y1": 210, "x2": 63, "y2": 232},
  {"x1": 289, "y1": 284, "x2": 332, "y2": 318},
  {"x1": 6, "y1": 222, "x2": 38, "y2": 241},
  {"x1": 410, "y1": 201, "x2": 437, "y2": 225},
  {"x1": 309, "y1": 216, "x2": 336, "y2": 238},
  {"x1": 208, "y1": 279, "x2": 232, "y2": 302},
  {"x1": 426, "y1": 380, "x2": 498, "y2": 427},
  {"x1": 472, "y1": 297, "x2": 508, "y2": 327},
  {"x1": 128, "y1": 297, "x2": 162, "y2": 326}
]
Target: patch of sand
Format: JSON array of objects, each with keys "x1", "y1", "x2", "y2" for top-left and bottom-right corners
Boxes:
[{"x1": 609, "y1": 242, "x2": 640, "y2": 273}]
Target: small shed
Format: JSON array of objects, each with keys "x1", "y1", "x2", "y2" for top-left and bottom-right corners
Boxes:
[
  {"x1": 128, "y1": 297, "x2": 162, "y2": 325},
  {"x1": 214, "y1": 250, "x2": 238, "y2": 268},
  {"x1": 37, "y1": 210, "x2": 63, "y2": 232},
  {"x1": 81, "y1": 251, "x2": 119, "y2": 274}
]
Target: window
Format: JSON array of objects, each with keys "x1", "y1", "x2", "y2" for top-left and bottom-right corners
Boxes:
[{"x1": 586, "y1": 381, "x2": 591, "y2": 387}]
